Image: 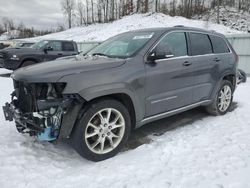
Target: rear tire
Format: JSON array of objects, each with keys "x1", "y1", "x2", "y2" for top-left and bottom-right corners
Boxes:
[
  {"x1": 206, "y1": 80, "x2": 233, "y2": 116},
  {"x1": 72, "y1": 99, "x2": 131, "y2": 161}
]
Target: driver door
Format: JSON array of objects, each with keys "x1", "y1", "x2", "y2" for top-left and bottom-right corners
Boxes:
[
  {"x1": 145, "y1": 32, "x2": 194, "y2": 117},
  {"x1": 43, "y1": 41, "x2": 63, "y2": 61}
]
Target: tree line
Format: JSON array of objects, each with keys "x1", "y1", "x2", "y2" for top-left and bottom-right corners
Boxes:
[
  {"x1": 62, "y1": 0, "x2": 250, "y2": 28},
  {"x1": 0, "y1": 17, "x2": 64, "y2": 39},
  {"x1": 1, "y1": 0, "x2": 249, "y2": 38}
]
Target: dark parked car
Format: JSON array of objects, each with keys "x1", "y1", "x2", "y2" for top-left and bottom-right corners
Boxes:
[
  {"x1": 56, "y1": 41, "x2": 101, "y2": 61},
  {"x1": 0, "y1": 40, "x2": 78, "y2": 70},
  {"x1": 3, "y1": 27, "x2": 238, "y2": 161}
]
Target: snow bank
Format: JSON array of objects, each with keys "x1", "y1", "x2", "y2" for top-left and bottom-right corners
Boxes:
[
  {"x1": 194, "y1": 6, "x2": 250, "y2": 33},
  {"x1": 0, "y1": 75, "x2": 250, "y2": 187},
  {"x1": 28, "y1": 13, "x2": 241, "y2": 42}
]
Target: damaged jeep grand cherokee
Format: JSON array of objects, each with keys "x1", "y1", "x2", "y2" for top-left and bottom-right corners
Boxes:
[{"x1": 3, "y1": 27, "x2": 238, "y2": 161}]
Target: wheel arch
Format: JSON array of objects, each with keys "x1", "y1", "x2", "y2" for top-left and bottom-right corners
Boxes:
[
  {"x1": 210, "y1": 70, "x2": 236, "y2": 100},
  {"x1": 21, "y1": 57, "x2": 39, "y2": 66},
  {"x1": 78, "y1": 84, "x2": 143, "y2": 130},
  {"x1": 222, "y1": 74, "x2": 236, "y2": 91}
]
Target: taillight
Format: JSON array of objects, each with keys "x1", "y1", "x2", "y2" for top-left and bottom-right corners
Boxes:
[
  {"x1": 234, "y1": 52, "x2": 239, "y2": 64},
  {"x1": 231, "y1": 47, "x2": 239, "y2": 67}
]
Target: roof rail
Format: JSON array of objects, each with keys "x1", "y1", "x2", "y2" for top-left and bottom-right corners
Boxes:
[{"x1": 174, "y1": 25, "x2": 184, "y2": 27}]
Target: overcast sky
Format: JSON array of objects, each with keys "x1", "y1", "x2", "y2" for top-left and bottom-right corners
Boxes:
[{"x1": 0, "y1": 0, "x2": 64, "y2": 30}]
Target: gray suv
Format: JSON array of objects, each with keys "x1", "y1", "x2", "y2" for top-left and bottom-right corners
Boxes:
[{"x1": 3, "y1": 27, "x2": 238, "y2": 161}]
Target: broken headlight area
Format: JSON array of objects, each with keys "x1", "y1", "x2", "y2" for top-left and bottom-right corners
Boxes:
[{"x1": 3, "y1": 81, "x2": 83, "y2": 141}]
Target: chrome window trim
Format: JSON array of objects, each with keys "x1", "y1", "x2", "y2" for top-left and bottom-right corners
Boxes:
[{"x1": 145, "y1": 29, "x2": 232, "y2": 62}]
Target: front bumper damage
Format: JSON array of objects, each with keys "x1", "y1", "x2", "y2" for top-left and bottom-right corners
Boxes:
[{"x1": 3, "y1": 81, "x2": 83, "y2": 141}]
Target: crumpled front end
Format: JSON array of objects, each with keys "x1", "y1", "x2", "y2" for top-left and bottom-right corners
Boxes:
[{"x1": 2, "y1": 80, "x2": 83, "y2": 141}]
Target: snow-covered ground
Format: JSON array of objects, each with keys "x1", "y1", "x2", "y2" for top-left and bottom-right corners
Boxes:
[
  {"x1": 0, "y1": 73, "x2": 250, "y2": 188},
  {"x1": 28, "y1": 13, "x2": 241, "y2": 43}
]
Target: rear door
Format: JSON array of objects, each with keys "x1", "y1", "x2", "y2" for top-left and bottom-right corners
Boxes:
[
  {"x1": 187, "y1": 32, "x2": 217, "y2": 103},
  {"x1": 145, "y1": 31, "x2": 194, "y2": 117}
]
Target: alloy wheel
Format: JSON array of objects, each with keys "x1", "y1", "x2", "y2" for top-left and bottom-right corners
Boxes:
[
  {"x1": 218, "y1": 85, "x2": 232, "y2": 112},
  {"x1": 84, "y1": 108, "x2": 126, "y2": 154}
]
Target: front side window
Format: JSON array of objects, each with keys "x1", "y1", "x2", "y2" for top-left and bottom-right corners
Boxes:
[
  {"x1": 47, "y1": 41, "x2": 62, "y2": 51},
  {"x1": 190, "y1": 33, "x2": 212, "y2": 56},
  {"x1": 88, "y1": 31, "x2": 155, "y2": 58},
  {"x1": 156, "y1": 32, "x2": 187, "y2": 57},
  {"x1": 210, "y1": 35, "x2": 230, "y2": 54}
]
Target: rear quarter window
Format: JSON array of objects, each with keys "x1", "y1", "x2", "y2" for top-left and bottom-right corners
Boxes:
[
  {"x1": 189, "y1": 33, "x2": 212, "y2": 56},
  {"x1": 62, "y1": 42, "x2": 75, "y2": 51},
  {"x1": 209, "y1": 35, "x2": 230, "y2": 54}
]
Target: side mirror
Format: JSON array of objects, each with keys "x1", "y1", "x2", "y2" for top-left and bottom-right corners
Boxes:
[
  {"x1": 148, "y1": 46, "x2": 174, "y2": 61},
  {"x1": 44, "y1": 46, "x2": 53, "y2": 53}
]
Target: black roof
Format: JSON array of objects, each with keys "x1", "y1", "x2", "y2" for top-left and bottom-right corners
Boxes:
[
  {"x1": 40, "y1": 39, "x2": 76, "y2": 42},
  {"x1": 128, "y1": 26, "x2": 224, "y2": 37}
]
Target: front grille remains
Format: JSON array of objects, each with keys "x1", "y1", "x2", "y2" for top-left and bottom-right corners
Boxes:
[{"x1": 13, "y1": 80, "x2": 36, "y2": 113}]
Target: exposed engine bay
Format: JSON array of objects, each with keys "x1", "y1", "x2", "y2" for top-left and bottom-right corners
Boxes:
[{"x1": 3, "y1": 80, "x2": 83, "y2": 141}]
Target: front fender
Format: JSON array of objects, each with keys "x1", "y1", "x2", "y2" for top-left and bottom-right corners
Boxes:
[{"x1": 79, "y1": 83, "x2": 144, "y2": 122}]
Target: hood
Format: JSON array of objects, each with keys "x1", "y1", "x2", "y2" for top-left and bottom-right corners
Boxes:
[
  {"x1": 11, "y1": 56, "x2": 126, "y2": 82},
  {"x1": 0, "y1": 47, "x2": 38, "y2": 54}
]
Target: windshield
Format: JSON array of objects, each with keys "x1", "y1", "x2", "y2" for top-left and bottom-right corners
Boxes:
[
  {"x1": 9, "y1": 42, "x2": 22, "y2": 48},
  {"x1": 87, "y1": 31, "x2": 154, "y2": 58},
  {"x1": 31, "y1": 40, "x2": 49, "y2": 49}
]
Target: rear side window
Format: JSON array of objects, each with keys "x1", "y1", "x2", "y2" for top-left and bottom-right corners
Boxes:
[
  {"x1": 62, "y1": 42, "x2": 75, "y2": 51},
  {"x1": 210, "y1": 35, "x2": 230, "y2": 54},
  {"x1": 189, "y1": 33, "x2": 212, "y2": 56},
  {"x1": 157, "y1": 32, "x2": 187, "y2": 57}
]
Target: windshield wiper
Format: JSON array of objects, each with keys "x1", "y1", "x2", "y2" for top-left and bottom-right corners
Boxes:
[{"x1": 92, "y1": 53, "x2": 110, "y2": 57}]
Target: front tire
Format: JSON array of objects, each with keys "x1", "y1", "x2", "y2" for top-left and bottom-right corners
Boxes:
[
  {"x1": 21, "y1": 60, "x2": 35, "y2": 68},
  {"x1": 206, "y1": 80, "x2": 233, "y2": 115},
  {"x1": 72, "y1": 99, "x2": 131, "y2": 161}
]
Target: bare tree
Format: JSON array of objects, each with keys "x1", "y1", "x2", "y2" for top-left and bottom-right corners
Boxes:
[
  {"x1": 61, "y1": 0, "x2": 75, "y2": 28},
  {"x1": 136, "y1": 0, "x2": 141, "y2": 12},
  {"x1": 110, "y1": 0, "x2": 115, "y2": 21},
  {"x1": 2, "y1": 17, "x2": 15, "y2": 31},
  {"x1": 97, "y1": 0, "x2": 103, "y2": 22},
  {"x1": 86, "y1": 0, "x2": 89, "y2": 24},
  {"x1": 155, "y1": 0, "x2": 159, "y2": 12},
  {"x1": 217, "y1": 0, "x2": 220, "y2": 23},
  {"x1": 77, "y1": 0, "x2": 86, "y2": 26},
  {"x1": 91, "y1": 0, "x2": 95, "y2": 23},
  {"x1": 144, "y1": 0, "x2": 149, "y2": 13}
]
